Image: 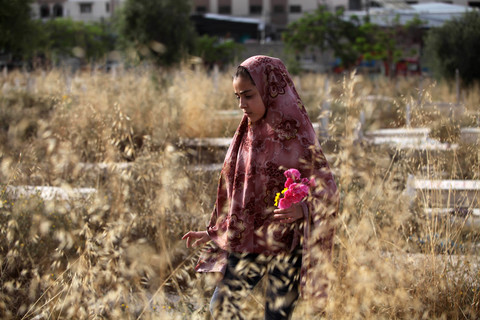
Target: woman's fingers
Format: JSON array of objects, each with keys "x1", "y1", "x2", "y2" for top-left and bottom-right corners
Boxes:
[
  {"x1": 182, "y1": 231, "x2": 209, "y2": 248},
  {"x1": 182, "y1": 231, "x2": 195, "y2": 248},
  {"x1": 191, "y1": 233, "x2": 209, "y2": 248},
  {"x1": 273, "y1": 206, "x2": 303, "y2": 223},
  {"x1": 193, "y1": 238, "x2": 204, "y2": 247},
  {"x1": 273, "y1": 213, "x2": 292, "y2": 220},
  {"x1": 273, "y1": 213, "x2": 298, "y2": 223}
]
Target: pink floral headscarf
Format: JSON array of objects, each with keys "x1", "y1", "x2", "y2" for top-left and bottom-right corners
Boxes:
[{"x1": 196, "y1": 56, "x2": 338, "y2": 300}]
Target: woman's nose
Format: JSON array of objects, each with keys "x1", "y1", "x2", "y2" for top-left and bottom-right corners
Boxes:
[{"x1": 238, "y1": 99, "x2": 246, "y2": 109}]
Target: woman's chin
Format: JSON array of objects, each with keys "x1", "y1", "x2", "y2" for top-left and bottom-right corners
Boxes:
[{"x1": 248, "y1": 115, "x2": 263, "y2": 123}]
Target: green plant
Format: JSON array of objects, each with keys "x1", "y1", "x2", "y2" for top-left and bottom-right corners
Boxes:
[
  {"x1": 194, "y1": 35, "x2": 242, "y2": 67},
  {"x1": 117, "y1": 0, "x2": 196, "y2": 66},
  {"x1": 0, "y1": 0, "x2": 37, "y2": 59},
  {"x1": 36, "y1": 18, "x2": 116, "y2": 64},
  {"x1": 425, "y1": 11, "x2": 480, "y2": 86}
]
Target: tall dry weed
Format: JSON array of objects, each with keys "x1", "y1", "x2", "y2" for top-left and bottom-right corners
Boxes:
[
  {"x1": 320, "y1": 72, "x2": 479, "y2": 320},
  {"x1": 0, "y1": 67, "x2": 478, "y2": 319}
]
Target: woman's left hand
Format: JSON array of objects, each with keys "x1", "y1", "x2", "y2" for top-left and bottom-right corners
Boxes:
[{"x1": 273, "y1": 203, "x2": 304, "y2": 224}]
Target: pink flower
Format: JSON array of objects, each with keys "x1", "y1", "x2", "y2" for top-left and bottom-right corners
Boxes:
[
  {"x1": 284, "y1": 168, "x2": 301, "y2": 181},
  {"x1": 285, "y1": 177, "x2": 295, "y2": 188},
  {"x1": 296, "y1": 183, "x2": 309, "y2": 196},
  {"x1": 278, "y1": 197, "x2": 293, "y2": 209},
  {"x1": 285, "y1": 183, "x2": 309, "y2": 202},
  {"x1": 275, "y1": 168, "x2": 311, "y2": 209}
]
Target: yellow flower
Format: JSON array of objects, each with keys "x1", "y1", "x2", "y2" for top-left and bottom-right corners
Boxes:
[
  {"x1": 274, "y1": 193, "x2": 281, "y2": 207},
  {"x1": 274, "y1": 188, "x2": 288, "y2": 207}
]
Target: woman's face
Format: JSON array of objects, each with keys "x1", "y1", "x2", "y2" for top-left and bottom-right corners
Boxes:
[{"x1": 233, "y1": 75, "x2": 266, "y2": 124}]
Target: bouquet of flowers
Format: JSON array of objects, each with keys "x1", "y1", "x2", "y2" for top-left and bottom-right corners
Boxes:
[{"x1": 274, "y1": 168, "x2": 311, "y2": 209}]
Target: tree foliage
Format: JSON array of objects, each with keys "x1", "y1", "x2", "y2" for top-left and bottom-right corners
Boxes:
[
  {"x1": 283, "y1": 6, "x2": 363, "y2": 69},
  {"x1": 283, "y1": 7, "x2": 424, "y2": 72},
  {"x1": 37, "y1": 19, "x2": 116, "y2": 63},
  {"x1": 425, "y1": 11, "x2": 480, "y2": 86},
  {"x1": 0, "y1": 0, "x2": 37, "y2": 57},
  {"x1": 118, "y1": 0, "x2": 196, "y2": 66},
  {"x1": 193, "y1": 35, "x2": 242, "y2": 68},
  {"x1": 0, "y1": 1, "x2": 115, "y2": 65}
]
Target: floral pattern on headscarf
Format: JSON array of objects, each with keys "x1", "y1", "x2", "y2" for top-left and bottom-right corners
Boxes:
[
  {"x1": 196, "y1": 56, "x2": 338, "y2": 300},
  {"x1": 275, "y1": 118, "x2": 299, "y2": 141},
  {"x1": 265, "y1": 64, "x2": 288, "y2": 98}
]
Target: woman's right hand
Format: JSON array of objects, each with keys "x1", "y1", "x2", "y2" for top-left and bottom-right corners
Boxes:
[{"x1": 181, "y1": 230, "x2": 210, "y2": 248}]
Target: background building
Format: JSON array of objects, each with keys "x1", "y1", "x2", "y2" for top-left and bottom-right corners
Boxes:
[
  {"x1": 28, "y1": 0, "x2": 479, "y2": 71},
  {"x1": 32, "y1": 0, "x2": 125, "y2": 22},
  {"x1": 192, "y1": 0, "x2": 321, "y2": 30},
  {"x1": 32, "y1": 0, "x2": 480, "y2": 25},
  {"x1": 192, "y1": 0, "x2": 480, "y2": 22}
]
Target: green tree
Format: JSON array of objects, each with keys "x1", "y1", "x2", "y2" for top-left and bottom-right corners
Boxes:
[
  {"x1": 37, "y1": 19, "x2": 115, "y2": 63},
  {"x1": 354, "y1": 15, "x2": 423, "y2": 76},
  {"x1": 0, "y1": 0, "x2": 37, "y2": 58},
  {"x1": 118, "y1": 0, "x2": 196, "y2": 66},
  {"x1": 283, "y1": 6, "x2": 363, "y2": 69},
  {"x1": 425, "y1": 11, "x2": 480, "y2": 86},
  {"x1": 284, "y1": 7, "x2": 424, "y2": 74},
  {"x1": 193, "y1": 35, "x2": 242, "y2": 68}
]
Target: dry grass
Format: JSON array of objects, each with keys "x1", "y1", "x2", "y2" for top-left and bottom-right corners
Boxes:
[{"x1": 0, "y1": 66, "x2": 479, "y2": 319}]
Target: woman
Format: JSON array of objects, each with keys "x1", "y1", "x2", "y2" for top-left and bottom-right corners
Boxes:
[{"x1": 182, "y1": 56, "x2": 338, "y2": 319}]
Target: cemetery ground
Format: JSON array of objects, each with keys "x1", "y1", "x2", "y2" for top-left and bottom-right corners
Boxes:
[{"x1": 0, "y1": 67, "x2": 479, "y2": 319}]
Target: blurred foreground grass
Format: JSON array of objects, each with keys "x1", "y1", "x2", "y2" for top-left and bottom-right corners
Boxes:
[{"x1": 0, "y1": 67, "x2": 479, "y2": 319}]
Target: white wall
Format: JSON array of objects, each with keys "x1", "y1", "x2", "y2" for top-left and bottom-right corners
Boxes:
[
  {"x1": 232, "y1": 0, "x2": 249, "y2": 16},
  {"x1": 288, "y1": 0, "x2": 319, "y2": 22},
  {"x1": 66, "y1": 1, "x2": 111, "y2": 22},
  {"x1": 324, "y1": 0, "x2": 349, "y2": 10},
  {"x1": 32, "y1": 0, "x2": 126, "y2": 22},
  {"x1": 227, "y1": 0, "x2": 324, "y2": 24},
  {"x1": 210, "y1": 0, "x2": 218, "y2": 13}
]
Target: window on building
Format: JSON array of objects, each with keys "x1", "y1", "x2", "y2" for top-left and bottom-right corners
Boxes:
[
  {"x1": 106, "y1": 2, "x2": 110, "y2": 12},
  {"x1": 250, "y1": 5, "x2": 262, "y2": 14},
  {"x1": 370, "y1": 1, "x2": 382, "y2": 7},
  {"x1": 40, "y1": 4, "x2": 50, "y2": 18},
  {"x1": 273, "y1": 5, "x2": 285, "y2": 13},
  {"x1": 218, "y1": 5, "x2": 231, "y2": 14},
  {"x1": 290, "y1": 5, "x2": 302, "y2": 13},
  {"x1": 468, "y1": 1, "x2": 480, "y2": 7},
  {"x1": 348, "y1": 0, "x2": 361, "y2": 10},
  {"x1": 53, "y1": 4, "x2": 63, "y2": 17},
  {"x1": 80, "y1": 3, "x2": 93, "y2": 13},
  {"x1": 406, "y1": 1, "x2": 418, "y2": 4},
  {"x1": 196, "y1": 6, "x2": 207, "y2": 13}
]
